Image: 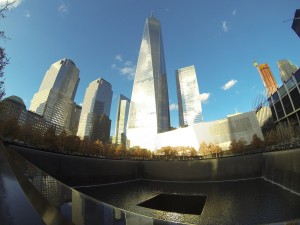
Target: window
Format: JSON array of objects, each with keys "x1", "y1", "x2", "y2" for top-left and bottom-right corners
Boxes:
[
  {"x1": 282, "y1": 95, "x2": 293, "y2": 115},
  {"x1": 270, "y1": 105, "x2": 277, "y2": 121},
  {"x1": 274, "y1": 101, "x2": 284, "y2": 119},
  {"x1": 272, "y1": 92, "x2": 279, "y2": 102},
  {"x1": 278, "y1": 85, "x2": 287, "y2": 97},
  {"x1": 285, "y1": 78, "x2": 296, "y2": 91},
  {"x1": 294, "y1": 70, "x2": 300, "y2": 83},
  {"x1": 290, "y1": 88, "x2": 300, "y2": 110}
]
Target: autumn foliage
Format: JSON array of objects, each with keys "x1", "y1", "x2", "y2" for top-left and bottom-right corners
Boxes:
[{"x1": 1, "y1": 113, "x2": 300, "y2": 160}]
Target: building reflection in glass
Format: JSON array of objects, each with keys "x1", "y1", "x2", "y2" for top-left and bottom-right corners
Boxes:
[{"x1": 71, "y1": 190, "x2": 126, "y2": 225}]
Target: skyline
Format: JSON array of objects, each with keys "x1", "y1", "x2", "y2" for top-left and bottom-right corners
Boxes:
[{"x1": 2, "y1": 0, "x2": 300, "y2": 135}]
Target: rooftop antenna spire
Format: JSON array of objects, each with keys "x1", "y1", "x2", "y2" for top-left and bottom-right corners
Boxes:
[
  {"x1": 282, "y1": 17, "x2": 300, "y2": 23},
  {"x1": 151, "y1": 10, "x2": 154, "y2": 17}
]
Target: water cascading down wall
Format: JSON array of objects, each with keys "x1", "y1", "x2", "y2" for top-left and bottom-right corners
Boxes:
[{"x1": 8, "y1": 145, "x2": 300, "y2": 193}]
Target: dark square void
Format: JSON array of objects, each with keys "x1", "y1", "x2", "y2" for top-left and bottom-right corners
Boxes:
[{"x1": 138, "y1": 193, "x2": 206, "y2": 215}]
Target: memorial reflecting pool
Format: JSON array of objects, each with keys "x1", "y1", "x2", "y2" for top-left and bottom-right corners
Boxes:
[
  {"x1": 76, "y1": 178, "x2": 300, "y2": 225},
  {"x1": 2, "y1": 144, "x2": 300, "y2": 225}
]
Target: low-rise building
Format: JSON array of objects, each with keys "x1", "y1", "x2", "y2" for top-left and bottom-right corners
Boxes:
[
  {"x1": 128, "y1": 111, "x2": 263, "y2": 151},
  {"x1": 1, "y1": 95, "x2": 65, "y2": 135}
]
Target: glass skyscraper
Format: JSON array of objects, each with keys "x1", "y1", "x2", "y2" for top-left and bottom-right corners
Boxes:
[
  {"x1": 114, "y1": 94, "x2": 130, "y2": 145},
  {"x1": 69, "y1": 104, "x2": 82, "y2": 135},
  {"x1": 127, "y1": 15, "x2": 170, "y2": 149},
  {"x1": 30, "y1": 59, "x2": 80, "y2": 133},
  {"x1": 176, "y1": 65, "x2": 203, "y2": 127},
  {"x1": 77, "y1": 78, "x2": 112, "y2": 142},
  {"x1": 277, "y1": 59, "x2": 298, "y2": 83}
]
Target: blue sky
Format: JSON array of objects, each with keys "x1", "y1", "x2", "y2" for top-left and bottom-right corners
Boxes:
[{"x1": 1, "y1": 0, "x2": 300, "y2": 135}]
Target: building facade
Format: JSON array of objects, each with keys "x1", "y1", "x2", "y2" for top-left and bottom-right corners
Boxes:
[
  {"x1": 126, "y1": 15, "x2": 170, "y2": 149},
  {"x1": 96, "y1": 114, "x2": 111, "y2": 144},
  {"x1": 77, "y1": 78, "x2": 113, "y2": 143},
  {"x1": 176, "y1": 65, "x2": 203, "y2": 127},
  {"x1": 1, "y1": 95, "x2": 64, "y2": 136},
  {"x1": 268, "y1": 69, "x2": 300, "y2": 128},
  {"x1": 69, "y1": 104, "x2": 82, "y2": 135},
  {"x1": 252, "y1": 91, "x2": 274, "y2": 133},
  {"x1": 114, "y1": 94, "x2": 130, "y2": 145},
  {"x1": 0, "y1": 96, "x2": 27, "y2": 125},
  {"x1": 277, "y1": 59, "x2": 298, "y2": 83},
  {"x1": 254, "y1": 62, "x2": 278, "y2": 97},
  {"x1": 255, "y1": 106, "x2": 273, "y2": 133},
  {"x1": 29, "y1": 59, "x2": 80, "y2": 134},
  {"x1": 155, "y1": 111, "x2": 263, "y2": 151}
]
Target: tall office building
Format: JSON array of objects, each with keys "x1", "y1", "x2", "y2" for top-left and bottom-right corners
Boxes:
[
  {"x1": 127, "y1": 15, "x2": 170, "y2": 149},
  {"x1": 97, "y1": 114, "x2": 111, "y2": 144},
  {"x1": 292, "y1": 9, "x2": 300, "y2": 38},
  {"x1": 69, "y1": 104, "x2": 82, "y2": 135},
  {"x1": 277, "y1": 59, "x2": 298, "y2": 83},
  {"x1": 114, "y1": 94, "x2": 130, "y2": 145},
  {"x1": 253, "y1": 62, "x2": 278, "y2": 97},
  {"x1": 176, "y1": 65, "x2": 203, "y2": 127},
  {"x1": 30, "y1": 59, "x2": 80, "y2": 133},
  {"x1": 77, "y1": 78, "x2": 113, "y2": 143}
]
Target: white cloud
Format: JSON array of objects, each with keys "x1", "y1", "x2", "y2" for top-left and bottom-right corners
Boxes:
[
  {"x1": 115, "y1": 54, "x2": 123, "y2": 62},
  {"x1": 222, "y1": 21, "x2": 228, "y2": 32},
  {"x1": 58, "y1": 2, "x2": 69, "y2": 14},
  {"x1": 200, "y1": 92, "x2": 210, "y2": 103},
  {"x1": 124, "y1": 61, "x2": 132, "y2": 66},
  {"x1": 222, "y1": 79, "x2": 237, "y2": 90},
  {"x1": 169, "y1": 103, "x2": 178, "y2": 111},
  {"x1": 25, "y1": 10, "x2": 30, "y2": 18},
  {"x1": 0, "y1": 0, "x2": 22, "y2": 9},
  {"x1": 79, "y1": 102, "x2": 83, "y2": 106},
  {"x1": 112, "y1": 54, "x2": 136, "y2": 80},
  {"x1": 232, "y1": 9, "x2": 236, "y2": 16},
  {"x1": 120, "y1": 66, "x2": 136, "y2": 80}
]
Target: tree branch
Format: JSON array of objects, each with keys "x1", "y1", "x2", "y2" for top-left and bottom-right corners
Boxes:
[{"x1": 0, "y1": 1, "x2": 16, "y2": 18}]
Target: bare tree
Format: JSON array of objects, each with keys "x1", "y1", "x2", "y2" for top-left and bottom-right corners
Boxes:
[{"x1": 0, "y1": 1, "x2": 16, "y2": 101}]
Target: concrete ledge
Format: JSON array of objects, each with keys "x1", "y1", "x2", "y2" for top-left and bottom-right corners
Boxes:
[{"x1": 0, "y1": 143, "x2": 70, "y2": 225}]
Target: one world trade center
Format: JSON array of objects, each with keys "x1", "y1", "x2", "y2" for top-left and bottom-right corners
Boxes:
[{"x1": 126, "y1": 15, "x2": 170, "y2": 150}]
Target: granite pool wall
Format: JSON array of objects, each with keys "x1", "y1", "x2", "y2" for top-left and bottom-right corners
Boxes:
[{"x1": 9, "y1": 145, "x2": 300, "y2": 193}]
